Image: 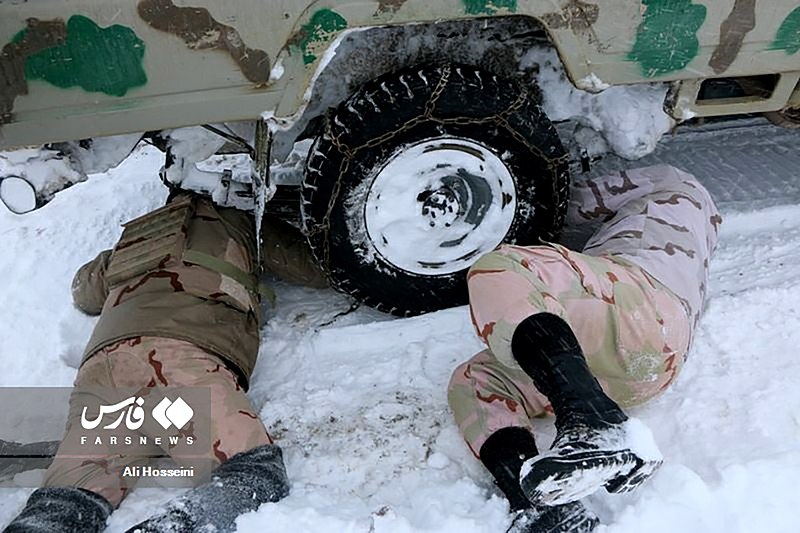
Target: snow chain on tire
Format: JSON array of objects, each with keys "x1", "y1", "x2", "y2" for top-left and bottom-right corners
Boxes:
[{"x1": 302, "y1": 63, "x2": 570, "y2": 316}]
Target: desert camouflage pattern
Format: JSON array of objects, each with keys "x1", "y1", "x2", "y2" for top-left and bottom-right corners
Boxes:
[
  {"x1": 47, "y1": 196, "x2": 325, "y2": 507},
  {"x1": 74, "y1": 195, "x2": 262, "y2": 388},
  {"x1": 448, "y1": 164, "x2": 721, "y2": 455},
  {"x1": 44, "y1": 336, "x2": 272, "y2": 507},
  {"x1": 571, "y1": 165, "x2": 721, "y2": 331},
  {"x1": 71, "y1": 193, "x2": 327, "y2": 383}
]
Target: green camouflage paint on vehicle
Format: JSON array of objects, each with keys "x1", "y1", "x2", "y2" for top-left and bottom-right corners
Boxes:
[
  {"x1": 462, "y1": 0, "x2": 518, "y2": 16},
  {"x1": 628, "y1": 0, "x2": 708, "y2": 77},
  {"x1": 290, "y1": 8, "x2": 348, "y2": 65},
  {"x1": 3, "y1": 0, "x2": 800, "y2": 150},
  {"x1": 770, "y1": 6, "x2": 800, "y2": 54},
  {"x1": 15, "y1": 15, "x2": 146, "y2": 97}
]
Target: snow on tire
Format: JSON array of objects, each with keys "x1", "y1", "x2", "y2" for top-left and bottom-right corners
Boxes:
[{"x1": 302, "y1": 63, "x2": 569, "y2": 316}]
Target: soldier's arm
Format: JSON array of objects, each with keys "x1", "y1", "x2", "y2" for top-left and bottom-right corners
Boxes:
[
  {"x1": 260, "y1": 216, "x2": 328, "y2": 288},
  {"x1": 71, "y1": 250, "x2": 112, "y2": 315}
]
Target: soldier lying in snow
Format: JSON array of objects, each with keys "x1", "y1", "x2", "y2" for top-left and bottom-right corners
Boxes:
[
  {"x1": 4, "y1": 193, "x2": 326, "y2": 533},
  {"x1": 448, "y1": 165, "x2": 722, "y2": 532}
]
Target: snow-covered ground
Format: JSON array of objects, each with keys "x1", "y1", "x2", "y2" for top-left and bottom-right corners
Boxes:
[{"x1": 2, "y1": 123, "x2": 800, "y2": 532}]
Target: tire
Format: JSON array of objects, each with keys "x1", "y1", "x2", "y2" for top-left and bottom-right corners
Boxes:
[{"x1": 301, "y1": 63, "x2": 569, "y2": 316}]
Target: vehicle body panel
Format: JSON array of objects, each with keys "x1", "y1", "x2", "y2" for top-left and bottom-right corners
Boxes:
[{"x1": 1, "y1": 0, "x2": 799, "y2": 149}]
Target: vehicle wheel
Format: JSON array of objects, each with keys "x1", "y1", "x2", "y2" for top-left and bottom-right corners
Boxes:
[{"x1": 301, "y1": 63, "x2": 569, "y2": 316}]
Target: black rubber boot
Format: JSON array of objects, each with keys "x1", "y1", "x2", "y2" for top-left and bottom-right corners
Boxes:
[
  {"x1": 511, "y1": 313, "x2": 662, "y2": 506},
  {"x1": 3, "y1": 487, "x2": 113, "y2": 533},
  {"x1": 480, "y1": 427, "x2": 599, "y2": 533},
  {"x1": 125, "y1": 444, "x2": 290, "y2": 533},
  {"x1": 506, "y1": 503, "x2": 599, "y2": 533}
]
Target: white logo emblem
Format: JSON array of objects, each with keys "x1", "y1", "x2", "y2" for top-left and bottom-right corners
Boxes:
[
  {"x1": 152, "y1": 397, "x2": 194, "y2": 430},
  {"x1": 80, "y1": 396, "x2": 193, "y2": 431}
]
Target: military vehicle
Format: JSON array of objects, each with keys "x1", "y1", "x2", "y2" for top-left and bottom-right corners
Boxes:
[{"x1": 2, "y1": 0, "x2": 799, "y2": 314}]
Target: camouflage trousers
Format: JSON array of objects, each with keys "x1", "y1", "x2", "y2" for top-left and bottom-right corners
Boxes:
[
  {"x1": 43, "y1": 336, "x2": 272, "y2": 507},
  {"x1": 448, "y1": 165, "x2": 720, "y2": 456}
]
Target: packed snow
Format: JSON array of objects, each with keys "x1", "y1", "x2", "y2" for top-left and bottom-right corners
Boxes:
[
  {"x1": 0, "y1": 147, "x2": 84, "y2": 202},
  {"x1": 2, "y1": 125, "x2": 800, "y2": 533},
  {"x1": 522, "y1": 47, "x2": 674, "y2": 160}
]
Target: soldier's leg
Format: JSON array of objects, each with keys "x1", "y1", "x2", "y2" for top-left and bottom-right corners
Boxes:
[
  {"x1": 511, "y1": 311, "x2": 665, "y2": 507},
  {"x1": 448, "y1": 350, "x2": 549, "y2": 459},
  {"x1": 116, "y1": 338, "x2": 273, "y2": 468},
  {"x1": 459, "y1": 247, "x2": 614, "y2": 530},
  {"x1": 534, "y1": 168, "x2": 717, "y2": 498},
  {"x1": 42, "y1": 421, "x2": 149, "y2": 508},
  {"x1": 38, "y1": 335, "x2": 275, "y2": 505},
  {"x1": 2, "y1": 488, "x2": 114, "y2": 533},
  {"x1": 42, "y1": 339, "x2": 161, "y2": 507},
  {"x1": 6, "y1": 340, "x2": 156, "y2": 533},
  {"x1": 465, "y1": 244, "x2": 688, "y2": 507},
  {"x1": 448, "y1": 350, "x2": 599, "y2": 532},
  {"x1": 121, "y1": 338, "x2": 286, "y2": 533},
  {"x1": 459, "y1": 167, "x2": 718, "y2": 509},
  {"x1": 466, "y1": 241, "x2": 691, "y2": 410}
]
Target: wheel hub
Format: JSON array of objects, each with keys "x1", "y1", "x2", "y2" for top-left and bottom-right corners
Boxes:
[
  {"x1": 420, "y1": 187, "x2": 460, "y2": 228},
  {"x1": 364, "y1": 137, "x2": 517, "y2": 276}
]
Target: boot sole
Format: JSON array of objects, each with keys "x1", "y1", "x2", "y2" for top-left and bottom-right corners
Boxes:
[
  {"x1": 526, "y1": 513, "x2": 600, "y2": 533},
  {"x1": 508, "y1": 502, "x2": 600, "y2": 533},
  {"x1": 520, "y1": 448, "x2": 661, "y2": 506},
  {"x1": 604, "y1": 455, "x2": 662, "y2": 494},
  {"x1": 541, "y1": 510, "x2": 600, "y2": 533}
]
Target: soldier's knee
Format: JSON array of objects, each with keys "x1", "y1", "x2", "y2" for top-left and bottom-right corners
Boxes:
[
  {"x1": 447, "y1": 350, "x2": 504, "y2": 409},
  {"x1": 447, "y1": 360, "x2": 473, "y2": 407},
  {"x1": 468, "y1": 249, "x2": 498, "y2": 273},
  {"x1": 467, "y1": 246, "x2": 517, "y2": 286},
  {"x1": 475, "y1": 245, "x2": 516, "y2": 265},
  {"x1": 448, "y1": 352, "x2": 498, "y2": 409}
]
